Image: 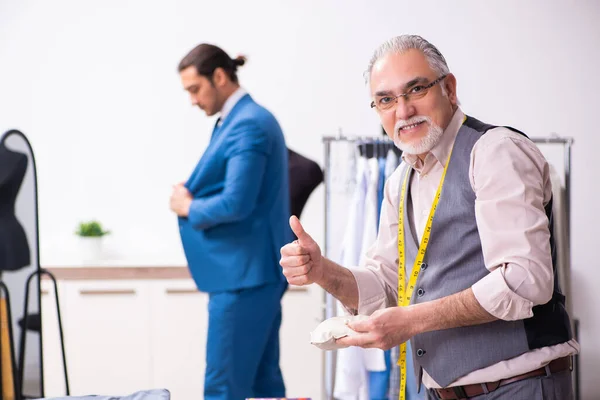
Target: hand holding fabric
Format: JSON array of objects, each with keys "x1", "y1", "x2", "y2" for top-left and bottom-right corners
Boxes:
[
  {"x1": 310, "y1": 315, "x2": 369, "y2": 350},
  {"x1": 335, "y1": 306, "x2": 417, "y2": 350}
]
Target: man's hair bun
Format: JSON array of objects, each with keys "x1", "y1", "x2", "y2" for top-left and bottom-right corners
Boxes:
[{"x1": 233, "y1": 55, "x2": 247, "y2": 67}]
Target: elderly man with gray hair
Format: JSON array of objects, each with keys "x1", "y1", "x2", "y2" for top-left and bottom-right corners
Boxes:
[{"x1": 280, "y1": 34, "x2": 578, "y2": 399}]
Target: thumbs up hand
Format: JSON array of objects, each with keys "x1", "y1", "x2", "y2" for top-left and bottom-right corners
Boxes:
[{"x1": 280, "y1": 216, "x2": 323, "y2": 286}]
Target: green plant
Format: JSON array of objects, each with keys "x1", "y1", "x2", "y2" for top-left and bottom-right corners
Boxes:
[{"x1": 75, "y1": 221, "x2": 110, "y2": 237}]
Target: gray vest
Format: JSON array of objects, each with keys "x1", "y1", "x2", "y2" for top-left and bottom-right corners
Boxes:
[{"x1": 402, "y1": 116, "x2": 572, "y2": 388}]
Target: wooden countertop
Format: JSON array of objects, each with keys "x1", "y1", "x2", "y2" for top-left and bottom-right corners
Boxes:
[
  {"x1": 40, "y1": 266, "x2": 307, "y2": 291},
  {"x1": 41, "y1": 266, "x2": 192, "y2": 280}
]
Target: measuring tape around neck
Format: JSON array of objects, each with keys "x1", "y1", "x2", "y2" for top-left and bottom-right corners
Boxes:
[{"x1": 396, "y1": 144, "x2": 455, "y2": 400}]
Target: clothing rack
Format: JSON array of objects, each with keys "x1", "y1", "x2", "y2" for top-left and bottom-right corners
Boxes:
[{"x1": 321, "y1": 133, "x2": 578, "y2": 400}]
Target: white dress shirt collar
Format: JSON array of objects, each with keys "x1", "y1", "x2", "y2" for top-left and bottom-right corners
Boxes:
[{"x1": 219, "y1": 87, "x2": 247, "y2": 125}]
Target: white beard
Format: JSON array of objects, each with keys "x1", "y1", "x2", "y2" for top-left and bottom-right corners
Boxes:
[{"x1": 393, "y1": 116, "x2": 444, "y2": 155}]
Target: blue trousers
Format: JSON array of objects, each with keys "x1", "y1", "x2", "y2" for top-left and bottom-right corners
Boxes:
[{"x1": 204, "y1": 281, "x2": 287, "y2": 400}]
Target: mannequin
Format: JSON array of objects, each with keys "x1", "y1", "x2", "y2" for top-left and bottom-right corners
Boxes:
[
  {"x1": 288, "y1": 148, "x2": 323, "y2": 218},
  {"x1": 0, "y1": 138, "x2": 31, "y2": 272}
]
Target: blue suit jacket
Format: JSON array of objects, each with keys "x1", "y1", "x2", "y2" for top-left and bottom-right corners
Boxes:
[{"x1": 178, "y1": 94, "x2": 292, "y2": 293}]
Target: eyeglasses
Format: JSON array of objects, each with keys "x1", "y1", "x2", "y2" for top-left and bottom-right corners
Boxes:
[{"x1": 370, "y1": 74, "x2": 448, "y2": 111}]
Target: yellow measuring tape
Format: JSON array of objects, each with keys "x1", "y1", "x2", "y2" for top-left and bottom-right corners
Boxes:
[{"x1": 396, "y1": 142, "x2": 456, "y2": 400}]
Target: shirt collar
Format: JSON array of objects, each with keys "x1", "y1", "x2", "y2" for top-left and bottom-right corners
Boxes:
[
  {"x1": 402, "y1": 108, "x2": 465, "y2": 170},
  {"x1": 219, "y1": 86, "x2": 247, "y2": 123}
]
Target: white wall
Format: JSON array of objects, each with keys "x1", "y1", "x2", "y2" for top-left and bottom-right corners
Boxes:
[{"x1": 1, "y1": 0, "x2": 599, "y2": 398}]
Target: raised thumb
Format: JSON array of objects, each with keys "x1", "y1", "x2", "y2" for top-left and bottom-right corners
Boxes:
[{"x1": 289, "y1": 215, "x2": 313, "y2": 246}]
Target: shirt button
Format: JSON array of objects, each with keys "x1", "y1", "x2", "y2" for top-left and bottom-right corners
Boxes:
[
  {"x1": 416, "y1": 348, "x2": 426, "y2": 357},
  {"x1": 420, "y1": 263, "x2": 428, "y2": 271},
  {"x1": 417, "y1": 288, "x2": 425, "y2": 297}
]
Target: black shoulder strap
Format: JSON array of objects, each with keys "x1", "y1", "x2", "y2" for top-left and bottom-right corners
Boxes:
[{"x1": 464, "y1": 115, "x2": 528, "y2": 138}]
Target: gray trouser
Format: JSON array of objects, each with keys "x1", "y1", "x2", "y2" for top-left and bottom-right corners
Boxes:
[{"x1": 426, "y1": 370, "x2": 573, "y2": 400}]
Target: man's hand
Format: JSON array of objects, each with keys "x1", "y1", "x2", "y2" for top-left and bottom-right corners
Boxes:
[
  {"x1": 170, "y1": 183, "x2": 193, "y2": 217},
  {"x1": 335, "y1": 306, "x2": 417, "y2": 350},
  {"x1": 279, "y1": 216, "x2": 323, "y2": 286}
]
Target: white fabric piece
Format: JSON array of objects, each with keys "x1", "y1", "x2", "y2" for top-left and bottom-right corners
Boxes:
[{"x1": 310, "y1": 315, "x2": 369, "y2": 350}]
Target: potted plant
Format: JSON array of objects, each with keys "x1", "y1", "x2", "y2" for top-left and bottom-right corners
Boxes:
[{"x1": 75, "y1": 220, "x2": 110, "y2": 261}]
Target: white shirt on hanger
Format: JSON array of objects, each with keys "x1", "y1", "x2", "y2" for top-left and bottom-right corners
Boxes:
[
  {"x1": 334, "y1": 155, "x2": 369, "y2": 400},
  {"x1": 385, "y1": 147, "x2": 399, "y2": 180}
]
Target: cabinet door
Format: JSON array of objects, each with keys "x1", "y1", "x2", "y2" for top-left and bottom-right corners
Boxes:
[
  {"x1": 61, "y1": 280, "x2": 152, "y2": 396},
  {"x1": 149, "y1": 280, "x2": 208, "y2": 400},
  {"x1": 280, "y1": 286, "x2": 324, "y2": 399}
]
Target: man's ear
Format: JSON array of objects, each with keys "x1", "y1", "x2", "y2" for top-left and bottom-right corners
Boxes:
[
  {"x1": 444, "y1": 73, "x2": 458, "y2": 105},
  {"x1": 211, "y1": 67, "x2": 227, "y2": 87}
]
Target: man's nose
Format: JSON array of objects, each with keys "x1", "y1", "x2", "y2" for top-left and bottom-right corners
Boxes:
[{"x1": 395, "y1": 97, "x2": 416, "y2": 121}]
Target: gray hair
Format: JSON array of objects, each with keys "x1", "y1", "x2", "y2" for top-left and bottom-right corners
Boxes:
[{"x1": 365, "y1": 35, "x2": 450, "y2": 85}]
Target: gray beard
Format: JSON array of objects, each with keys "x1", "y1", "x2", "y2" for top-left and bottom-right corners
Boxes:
[{"x1": 393, "y1": 117, "x2": 444, "y2": 155}]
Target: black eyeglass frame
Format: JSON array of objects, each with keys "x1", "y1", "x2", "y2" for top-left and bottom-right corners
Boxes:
[{"x1": 370, "y1": 74, "x2": 448, "y2": 110}]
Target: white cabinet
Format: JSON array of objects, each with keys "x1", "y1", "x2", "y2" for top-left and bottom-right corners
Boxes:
[
  {"x1": 41, "y1": 275, "x2": 323, "y2": 400},
  {"x1": 63, "y1": 281, "x2": 153, "y2": 396},
  {"x1": 280, "y1": 286, "x2": 323, "y2": 399},
  {"x1": 42, "y1": 280, "x2": 153, "y2": 397},
  {"x1": 148, "y1": 280, "x2": 208, "y2": 400}
]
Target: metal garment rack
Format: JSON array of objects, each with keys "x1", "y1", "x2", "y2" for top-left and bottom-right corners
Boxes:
[{"x1": 321, "y1": 133, "x2": 577, "y2": 400}]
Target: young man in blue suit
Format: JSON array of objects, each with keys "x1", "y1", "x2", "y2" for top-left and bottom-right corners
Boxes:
[{"x1": 170, "y1": 43, "x2": 291, "y2": 400}]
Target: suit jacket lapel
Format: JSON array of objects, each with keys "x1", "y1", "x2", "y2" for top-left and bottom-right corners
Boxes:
[{"x1": 185, "y1": 94, "x2": 252, "y2": 191}]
